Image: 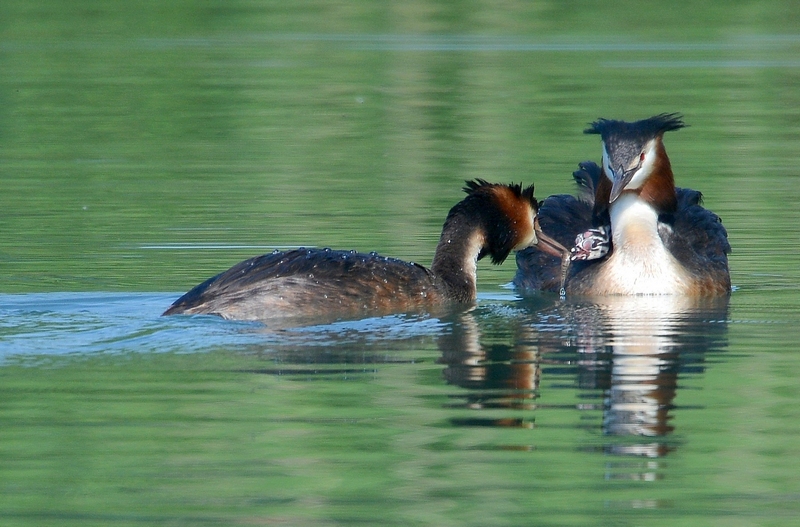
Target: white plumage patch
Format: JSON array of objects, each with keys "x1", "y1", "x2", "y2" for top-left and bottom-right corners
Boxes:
[
  {"x1": 602, "y1": 143, "x2": 613, "y2": 184},
  {"x1": 626, "y1": 139, "x2": 659, "y2": 191},
  {"x1": 599, "y1": 194, "x2": 691, "y2": 295}
]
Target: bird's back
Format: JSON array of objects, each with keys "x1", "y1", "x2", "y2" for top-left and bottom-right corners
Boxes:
[
  {"x1": 514, "y1": 162, "x2": 599, "y2": 292},
  {"x1": 659, "y1": 188, "x2": 731, "y2": 294},
  {"x1": 164, "y1": 248, "x2": 443, "y2": 322}
]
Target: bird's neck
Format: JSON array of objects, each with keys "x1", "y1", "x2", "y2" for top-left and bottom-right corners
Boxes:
[
  {"x1": 598, "y1": 193, "x2": 690, "y2": 295},
  {"x1": 609, "y1": 193, "x2": 663, "y2": 251},
  {"x1": 430, "y1": 217, "x2": 486, "y2": 303},
  {"x1": 638, "y1": 143, "x2": 678, "y2": 215}
]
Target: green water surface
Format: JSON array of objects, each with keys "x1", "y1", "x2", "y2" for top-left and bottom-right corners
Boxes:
[{"x1": 2, "y1": 1, "x2": 800, "y2": 525}]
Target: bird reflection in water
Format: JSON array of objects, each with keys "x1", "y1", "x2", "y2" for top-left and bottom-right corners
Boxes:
[
  {"x1": 438, "y1": 295, "x2": 729, "y2": 471},
  {"x1": 437, "y1": 307, "x2": 540, "y2": 429},
  {"x1": 235, "y1": 291, "x2": 728, "y2": 478}
]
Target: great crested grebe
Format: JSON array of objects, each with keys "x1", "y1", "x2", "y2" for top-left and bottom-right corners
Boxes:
[
  {"x1": 514, "y1": 113, "x2": 731, "y2": 296},
  {"x1": 164, "y1": 180, "x2": 567, "y2": 322}
]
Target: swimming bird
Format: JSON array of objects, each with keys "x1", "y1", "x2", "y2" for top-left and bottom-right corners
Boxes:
[
  {"x1": 514, "y1": 113, "x2": 731, "y2": 296},
  {"x1": 164, "y1": 180, "x2": 567, "y2": 322}
]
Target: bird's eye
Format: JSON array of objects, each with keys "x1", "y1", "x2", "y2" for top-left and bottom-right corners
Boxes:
[{"x1": 639, "y1": 152, "x2": 645, "y2": 164}]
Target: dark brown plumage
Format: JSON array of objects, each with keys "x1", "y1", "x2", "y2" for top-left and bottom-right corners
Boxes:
[
  {"x1": 164, "y1": 180, "x2": 565, "y2": 322},
  {"x1": 163, "y1": 248, "x2": 443, "y2": 321}
]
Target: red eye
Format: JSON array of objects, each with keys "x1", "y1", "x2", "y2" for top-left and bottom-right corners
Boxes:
[{"x1": 639, "y1": 152, "x2": 645, "y2": 164}]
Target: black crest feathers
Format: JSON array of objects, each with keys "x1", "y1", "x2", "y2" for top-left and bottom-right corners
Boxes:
[{"x1": 584, "y1": 113, "x2": 686, "y2": 140}]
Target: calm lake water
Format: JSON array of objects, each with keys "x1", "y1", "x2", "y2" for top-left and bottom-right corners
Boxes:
[{"x1": 2, "y1": 1, "x2": 800, "y2": 525}]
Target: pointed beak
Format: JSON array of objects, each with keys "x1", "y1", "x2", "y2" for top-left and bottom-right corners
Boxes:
[
  {"x1": 608, "y1": 166, "x2": 635, "y2": 203},
  {"x1": 534, "y1": 218, "x2": 569, "y2": 259}
]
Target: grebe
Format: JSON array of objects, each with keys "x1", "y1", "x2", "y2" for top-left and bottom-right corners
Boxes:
[
  {"x1": 514, "y1": 113, "x2": 731, "y2": 296},
  {"x1": 164, "y1": 180, "x2": 567, "y2": 322}
]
